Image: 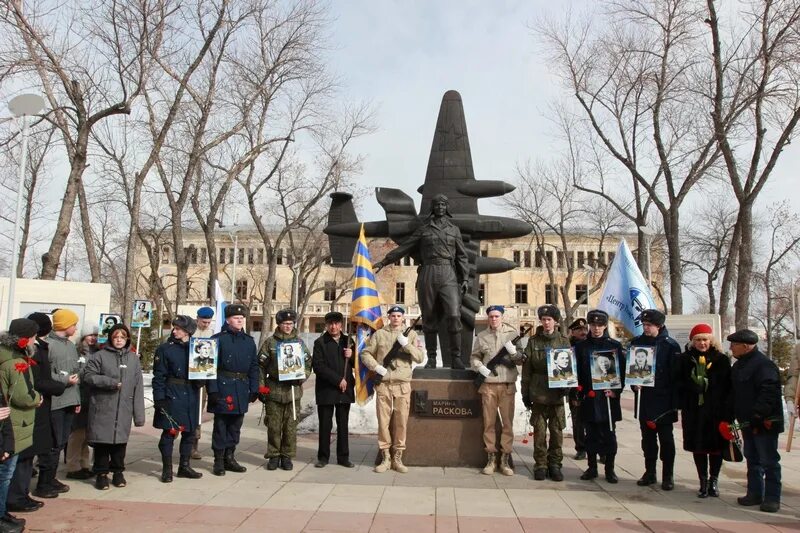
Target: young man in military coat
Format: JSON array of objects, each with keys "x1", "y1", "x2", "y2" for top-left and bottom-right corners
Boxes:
[
  {"x1": 260, "y1": 309, "x2": 311, "y2": 471},
  {"x1": 360, "y1": 305, "x2": 424, "y2": 473},
  {"x1": 207, "y1": 304, "x2": 259, "y2": 476},
  {"x1": 521, "y1": 304, "x2": 570, "y2": 481},
  {"x1": 567, "y1": 318, "x2": 588, "y2": 460},
  {"x1": 312, "y1": 312, "x2": 355, "y2": 468}
]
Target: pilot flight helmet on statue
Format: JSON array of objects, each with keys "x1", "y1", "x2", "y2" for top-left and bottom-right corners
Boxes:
[{"x1": 429, "y1": 194, "x2": 453, "y2": 218}]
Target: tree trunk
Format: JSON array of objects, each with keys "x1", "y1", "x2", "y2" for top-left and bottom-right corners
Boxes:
[
  {"x1": 664, "y1": 208, "x2": 683, "y2": 314},
  {"x1": 707, "y1": 280, "x2": 716, "y2": 314},
  {"x1": 718, "y1": 216, "x2": 742, "y2": 333},
  {"x1": 76, "y1": 177, "x2": 101, "y2": 282},
  {"x1": 734, "y1": 202, "x2": 754, "y2": 330}
]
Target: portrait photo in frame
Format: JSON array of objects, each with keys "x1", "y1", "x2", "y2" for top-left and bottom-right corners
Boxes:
[
  {"x1": 547, "y1": 347, "x2": 578, "y2": 388},
  {"x1": 590, "y1": 349, "x2": 621, "y2": 390},
  {"x1": 276, "y1": 341, "x2": 305, "y2": 381},
  {"x1": 626, "y1": 345, "x2": 656, "y2": 387},
  {"x1": 189, "y1": 337, "x2": 218, "y2": 379}
]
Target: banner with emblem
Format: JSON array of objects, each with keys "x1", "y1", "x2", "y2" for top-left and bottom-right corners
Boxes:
[{"x1": 597, "y1": 239, "x2": 656, "y2": 336}]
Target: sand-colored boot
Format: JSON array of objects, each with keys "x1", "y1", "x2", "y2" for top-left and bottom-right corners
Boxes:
[
  {"x1": 482, "y1": 452, "x2": 496, "y2": 475},
  {"x1": 499, "y1": 453, "x2": 514, "y2": 476},
  {"x1": 374, "y1": 449, "x2": 392, "y2": 473},
  {"x1": 392, "y1": 450, "x2": 409, "y2": 473}
]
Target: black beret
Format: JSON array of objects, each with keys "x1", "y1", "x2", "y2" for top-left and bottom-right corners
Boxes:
[
  {"x1": 324, "y1": 311, "x2": 344, "y2": 323},
  {"x1": 224, "y1": 304, "x2": 248, "y2": 319},
  {"x1": 568, "y1": 318, "x2": 588, "y2": 330},
  {"x1": 172, "y1": 315, "x2": 197, "y2": 336},
  {"x1": 640, "y1": 309, "x2": 666, "y2": 327},
  {"x1": 586, "y1": 310, "x2": 609, "y2": 326},
  {"x1": 27, "y1": 312, "x2": 53, "y2": 337},
  {"x1": 387, "y1": 305, "x2": 405, "y2": 315},
  {"x1": 537, "y1": 305, "x2": 561, "y2": 321},
  {"x1": 9, "y1": 318, "x2": 38, "y2": 339},
  {"x1": 727, "y1": 329, "x2": 759, "y2": 345},
  {"x1": 486, "y1": 305, "x2": 505, "y2": 315},
  {"x1": 275, "y1": 309, "x2": 297, "y2": 323}
]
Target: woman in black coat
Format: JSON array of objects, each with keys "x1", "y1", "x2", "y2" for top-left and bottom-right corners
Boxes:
[
  {"x1": 152, "y1": 316, "x2": 203, "y2": 483},
  {"x1": 311, "y1": 312, "x2": 355, "y2": 468},
  {"x1": 679, "y1": 324, "x2": 731, "y2": 498}
]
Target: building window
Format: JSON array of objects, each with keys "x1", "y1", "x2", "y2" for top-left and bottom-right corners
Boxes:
[
  {"x1": 257, "y1": 248, "x2": 264, "y2": 264},
  {"x1": 556, "y1": 251, "x2": 565, "y2": 269},
  {"x1": 545, "y1": 251, "x2": 553, "y2": 267},
  {"x1": 228, "y1": 248, "x2": 235, "y2": 264},
  {"x1": 161, "y1": 246, "x2": 170, "y2": 264},
  {"x1": 206, "y1": 278, "x2": 213, "y2": 299},
  {"x1": 607, "y1": 251, "x2": 615, "y2": 265},
  {"x1": 402, "y1": 256, "x2": 413, "y2": 266},
  {"x1": 587, "y1": 251, "x2": 596, "y2": 267},
  {"x1": 577, "y1": 251, "x2": 585, "y2": 268},
  {"x1": 271, "y1": 284, "x2": 277, "y2": 300},
  {"x1": 395, "y1": 282, "x2": 405, "y2": 304},
  {"x1": 238, "y1": 248, "x2": 244, "y2": 265},
  {"x1": 219, "y1": 248, "x2": 226, "y2": 264},
  {"x1": 200, "y1": 247, "x2": 207, "y2": 264},
  {"x1": 276, "y1": 248, "x2": 284, "y2": 265},
  {"x1": 523, "y1": 250, "x2": 531, "y2": 268},
  {"x1": 251, "y1": 320, "x2": 262, "y2": 332},
  {"x1": 186, "y1": 247, "x2": 198, "y2": 264},
  {"x1": 323, "y1": 281, "x2": 336, "y2": 301},
  {"x1": 535, "y1": 251, "x2": 544, "y2": 268},
  {"x1": 235, "y1": 279, "x2": 248, "y2": 301},
  {"x1": 480, "y1": 249, "x2": 488, "y2": 257},
  {"x1": 545, "y1": 284, "x2": 558, "y2": 305},
  {"x1": 513, "y1": 250, "x2": 521, "y2": 264},
  {"x1": 514, "y1": 284, "x2": 528, "y2": 304},
  {"x1": 575, "y1": 284, "x2": 588, "y2": 304},
  {"x1": 247, "y1": 248, "x2": 254, "y2": 264},
  {"x1": 478, "y1": 283, "x2": 485, "y2": 304}
]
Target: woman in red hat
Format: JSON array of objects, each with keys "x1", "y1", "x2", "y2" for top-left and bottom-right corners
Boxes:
[{"x1": 678, "y1": 324, "x2": 732, "y2": 498}]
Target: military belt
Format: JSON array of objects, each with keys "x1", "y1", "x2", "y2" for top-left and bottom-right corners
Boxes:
[
  {"x1": 167, "y1": 377, "x2": 190, "y2": 385},
  {"x1": 425, "y1": 258, "x2": 453, "y2": 265},
  {"x1": 220, "y1": 370, "x2": 248, "y2": 380}
]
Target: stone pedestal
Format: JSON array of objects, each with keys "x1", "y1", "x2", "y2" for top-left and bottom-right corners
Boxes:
[{"x1": 402, "y1": 368, "x2": 493, "y2": 468}]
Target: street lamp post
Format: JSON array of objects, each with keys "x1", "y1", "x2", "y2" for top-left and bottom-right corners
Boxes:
[
  {"x1": 792, "y1": 278, "x2": 799, "y2": 344},
  {"x1": 5, "y1": 94, "x2": 45, "y2": 327}
]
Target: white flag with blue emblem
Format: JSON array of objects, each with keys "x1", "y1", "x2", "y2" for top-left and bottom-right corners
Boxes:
[
  {"x1": 598, "y1": 239, "x2": 656, "y2": 336},
  {"x1": 213, "y1": 280, "x2": 226, "y2": 334}
]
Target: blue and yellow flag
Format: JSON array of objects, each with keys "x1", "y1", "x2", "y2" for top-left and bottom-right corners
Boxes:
[{"x1": 351, "y1": 225, "x2": 383, "y2": 405}]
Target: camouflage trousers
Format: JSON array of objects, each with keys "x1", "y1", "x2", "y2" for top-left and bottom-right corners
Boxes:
[
  {"x1": 530, "y1": 403, "x2": 566, "y2": 469},
  {"x1": 264, "y1": 399, "x2": 301, "y2": 458}
]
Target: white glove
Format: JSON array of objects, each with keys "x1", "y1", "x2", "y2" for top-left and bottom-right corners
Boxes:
[
  {"x1": 397, "y1": 333, "x2": 408, "y2": 347},
  {"x1": 375, "y1": 365, "x2": 388, "y2": 377},
  {"x1": 478, "y1": 365, "x2": 492, "y2": 378},
  {"x1": 503, "y1": 340, "x2": 517, "y2": 355},
  {"x1": 787, "y1": 399, "x2": 796, "y2": 417}
]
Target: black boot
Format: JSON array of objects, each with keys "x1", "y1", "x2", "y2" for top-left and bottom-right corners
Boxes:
[
  {"x1": 424, "y1": 332, "x2": 438, "y2": 368},
  {"x1": 637, "y1": 459, "x2": 657, "y2": 486},
  {"x1": 661, "y1": 461, "x2": 674, "y2": 491},
  {"x1": 697, "y1": 478, "x2": 708, "y2": 498},
  {"x1": 160, "y1": 457, "x2": 173, "y2": 483},
  {"x1": 448, "y1": 329, "x2": 465, "y2": 369},
  {"x1": 707, "y1": 477, "x2": 719, "y2": 497},
  {"x1": 580, "y1": 454, "x2": 598, "y2": 480},
  {"x1": 266, "y1": 457, "x2": 280, "y2": 470},
  {"x1": 604, "y1": 454, "x2": 618, "y2": 484},
  {"x1": 212, "y1": 449, "x2": 226, "y2": 476},
  {"x1": 177, "y1": 456, "x2": 203, "y2": 479},
  {"x1": 224, "y1": 448, "x2": 247, "y2": 473}
]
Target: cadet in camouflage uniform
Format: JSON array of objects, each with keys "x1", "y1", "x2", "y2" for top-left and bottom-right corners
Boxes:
[
  {"x1": 521, "y1": 305, "x2": 570, "y2": 481},
  {"x1": 259, "y1": 309, "x2": 310, "y2": 471}
]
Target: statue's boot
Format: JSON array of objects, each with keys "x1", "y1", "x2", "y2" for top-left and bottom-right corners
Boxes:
[
  {"x1": 447, "y1": 321, "x2": 464, "y2": 370},
  {"x1": 424, "y1": 331, "x2": 438, "y2": 368}
]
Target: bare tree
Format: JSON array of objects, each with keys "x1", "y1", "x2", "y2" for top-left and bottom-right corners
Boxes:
[
  {"x1": 506, "y1": 159, "x2": 625, "y2": 329},
  {"x1": 1, "y1": 0, "x2": 163, "y2": 279},
  {"x1": 705, "y1": 0, "x2": 800, "y2": 330}
]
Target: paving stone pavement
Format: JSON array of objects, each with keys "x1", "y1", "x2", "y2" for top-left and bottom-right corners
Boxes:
[{"x1": 17, "y1": 397, "x2": 800, "y2": 532}]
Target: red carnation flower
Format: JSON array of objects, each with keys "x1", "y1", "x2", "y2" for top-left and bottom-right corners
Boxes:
[
  {"x1": 178, "y1": 425, "x2": 186, "y2": 432},
  {"x1": 587, "y1": 390, "x2": 596, "y2": 398},
  {"x1": 576, "y1": 385, "x2": 583, "y2": 392},
  {"x1": 763, "y1": 419, "x2": 773, "y2": 430},
  {"x1": 718, "y1": 421, "x2": 734, "y2": 441},
  {"x1": 13, "y1": 362, "x2": 29, "y2": 373},
  {"x1": 646, "y1": 420, "x2": 657, "y2": 430},
  {"x1": 16, "y1": 338, "x2": 29, "y2": 349},
  {"x1": 258, "y1": 385, "x2": 270, "y2": 395},
  {"x1": 521, "y1": 438, "x2": 529, "y2": 444},
  {"x1": 24, "y1": 356, "x2": 37, "y2": 366},
  {"x1": 227, "y1": 404, "x2": 234, "y2": 411},
  {"x1": 528, "y1": 431, "x2": 533, "y2": 436},
  {"x1": 225, "y1": 395, "x2": 234, "y2": 404},
  {"x1": 168, "y1": 427, "x2": 178, "y2": 436}
]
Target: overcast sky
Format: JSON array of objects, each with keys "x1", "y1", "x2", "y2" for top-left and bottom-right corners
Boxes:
[{"x1": 323, "y1": 0, "x2": 798, "y2": 221}]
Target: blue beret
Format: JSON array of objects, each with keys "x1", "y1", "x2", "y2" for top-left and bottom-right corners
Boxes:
[
  {"x1": 387, "y1": 305, "x2": 405, "y2": 315},
  {"x1": 486, "y1": 305, "x2": 505, "y2": 315},
  {"x1": 197, "y1": 306, "x2": 214, "y2": 319}
]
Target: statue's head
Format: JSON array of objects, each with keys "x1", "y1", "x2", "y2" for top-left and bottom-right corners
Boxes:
[{"x1": 430, "y1": 194, "x2": 452, "y2": 218}]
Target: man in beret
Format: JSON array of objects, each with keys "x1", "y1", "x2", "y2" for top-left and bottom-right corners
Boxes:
[
  {"x1": 567, "y1": 318, "x2": 588, "y2": 460},
  {"x1": 521, "y1": 304, "x2": 570, "y2": 481},
  {"x1": 206, "y1": 304, "x2": 259, "y2": 476},
  {"x1": 728, "y1": 329, "x2": 783, "y2": 513},
  {"x1": 312, "y1": 312, "x2": 355, "y2": 468},
  {"x1": 630, "y1": 309, "x2": 681, "y2": 490},
  {"x1": 259, "y1": 309, "x2": 311, "y2": 471},
  {"x1": 470, "y1": 305, "x2": 523, "y2": 476},
  {"x1": 361, "y1": 305, "x2": 424, "y2": 473},
  {"x1": 190, "y1": 306, "x2": 215, "y2": 460}
]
